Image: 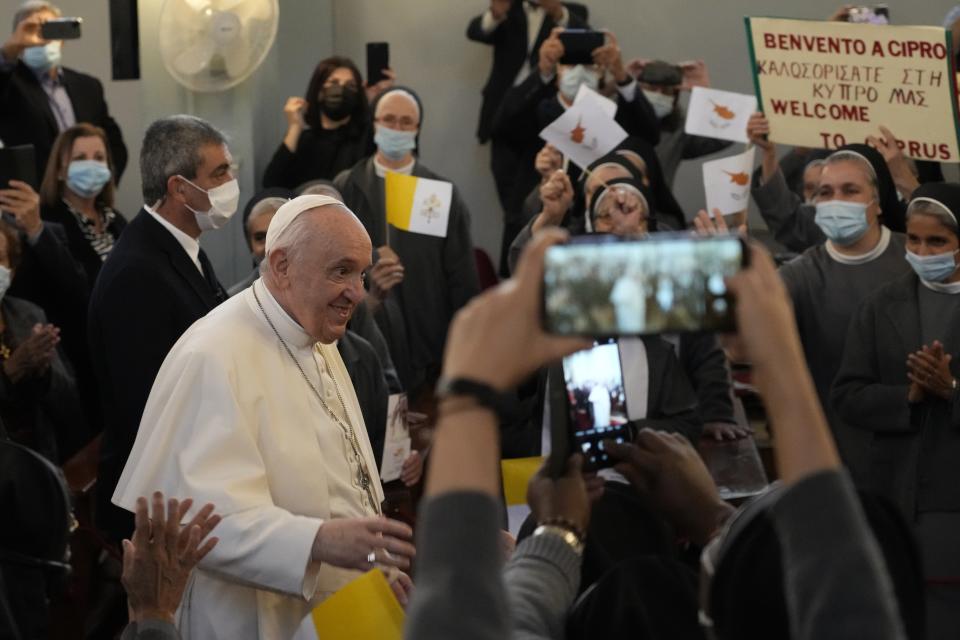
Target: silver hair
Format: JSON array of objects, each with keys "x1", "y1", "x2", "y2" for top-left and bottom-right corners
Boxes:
[
  {"x1": 246, "y1": 197, "x2": 288, "y2": 232},
  {"x1": 825, "y1": 150, "x2": 879, "y2": 200},
  {"x1": 140, "y1": 115, "x2": 228, "y2": 205},
  {"x1": 299, "y1": 182, "x2": 344, "y2": 201},
  {"x1": 12, "y1": 1, "x2": 59, "y2": 31},
  {"x1": 907, "y1": 198, "x2": 959, "y2": 233}
]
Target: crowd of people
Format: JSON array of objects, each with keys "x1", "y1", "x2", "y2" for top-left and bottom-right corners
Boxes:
[{"x1": 2, "y1": 0, "x2": 960, "y2": 638}]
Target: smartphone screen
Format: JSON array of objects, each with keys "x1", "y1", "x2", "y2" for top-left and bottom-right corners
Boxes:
[
  {"x1": 366, "y1": 42, "x2": 389, "y2": 85},
  {"x1": 561, "y1": 339, "x2": 630, "y2": 471},
  {"x1": 558, "y1": 30, "x2": 605, "y2": 65},
  {"x1": 40, "y1": 18, "x2": 82, "y2": 40},
  {"x1": 543, "y1": 233, "x2": 746, "y2": 336}
]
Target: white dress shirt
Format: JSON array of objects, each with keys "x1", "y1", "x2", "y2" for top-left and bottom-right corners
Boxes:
[{"x1": 144, "y1": 204, "x2": 202, "y2": 273}]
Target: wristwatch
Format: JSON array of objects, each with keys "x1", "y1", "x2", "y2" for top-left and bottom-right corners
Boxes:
[{"x1": 533, "y1": 524, "x2": 585, "y2": 555}]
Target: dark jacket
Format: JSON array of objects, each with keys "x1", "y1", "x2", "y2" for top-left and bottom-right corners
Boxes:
[
  {"x1": 833, "y1": 273, "x2": 960, "y2": 519},
  {"x1": 41, "y1": 199, "x2": 127, "y2": 286},
  {"x1": 334, "y1": 158, "x2": 480, "y2": 392},
  {"x1": 261, "y1": 125, "x2": 372, "y2": 189},
  {"x1": 88, "y1": 209, "x2": 225, "y2": 542},
  {"x1": 466, "y1": 2, "x2": 588, "y2": 143},
  {"x1": 7, "y1": 222, "x2": 94, "y2": 450},
  {"x1": 0, "y1": 296, "x2": 81, "y2": 463},
  {"x1": 339, "y1": 330, "x2": 389, "y2": 468},
  {"x1": 0, "y1": 60, "x2": 127, "y2": 183}
]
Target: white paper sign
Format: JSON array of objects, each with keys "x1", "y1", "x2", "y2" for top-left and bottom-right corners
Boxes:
[
  {"x1": 684, "y1": 86, "x2": 757, "y2": 144},
  {"x1": 380, "y1": 393, "x2": 413, "y2": 483},
  {"x1": 702, "y1": 146, "x2": 756, "y2": 215},
  {"x1": 539, "y1": 99, "x2": 628, "y2": 170},
  {"x1": 574, "y1": 83, "x2": 618, "y2": 120}
]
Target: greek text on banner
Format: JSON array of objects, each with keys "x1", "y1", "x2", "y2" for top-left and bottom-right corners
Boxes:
[{"x1": 745, "y1": 17, "x2": 960, "y2": 162}]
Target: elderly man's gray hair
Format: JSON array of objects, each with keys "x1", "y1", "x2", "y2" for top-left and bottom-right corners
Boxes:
[
  {"x1": 12, "y1": 1, "x2": 60, "y2": 31},
  {"x1": 140, "y1": 115, "x2": 228, "y2": 205},
  {"x1": 246, "y1": 197, "x2": 288, "y2": 232}
]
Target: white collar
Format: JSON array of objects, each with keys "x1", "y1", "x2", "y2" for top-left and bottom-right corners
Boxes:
[
  {"x1": 919, "y1": 278, "x2": 960, "y2": 295},
  {"x1": 824, "y1": 226, "x2": 891, "y2": 266},
  {"x1": 144, "y1": 204, "x2": 202, "y2": 272},
  {"x1": 374, "y1": 155, "x2": 415, "y2": 178},
  {"x1": 251, "y1": 279, "x2": 315, "y2": 350}
]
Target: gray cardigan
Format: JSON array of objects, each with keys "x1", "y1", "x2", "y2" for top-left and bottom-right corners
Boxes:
[
  {"x1": 833, "y1": 272, "x2": 960, "y2": 517},
  {"x1": 405, "y1": 492, "x2": 580, "y2": 640}
]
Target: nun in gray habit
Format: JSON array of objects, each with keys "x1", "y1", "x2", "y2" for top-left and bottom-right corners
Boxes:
[
  {"x1": 334, "y1": 87, "x2": 480, "y2": 394},
  {"x1": 833, "y1": 182, "x2": 960, "y2": 640}
]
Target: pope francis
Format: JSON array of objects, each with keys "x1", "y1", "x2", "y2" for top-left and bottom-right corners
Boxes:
[{"x1": 112, "y1": 195, "x2": 416, "y2": 639}]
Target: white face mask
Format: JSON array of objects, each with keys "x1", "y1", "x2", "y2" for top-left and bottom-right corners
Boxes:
[
  {"x1": 643, "y1": 89, "x2": 675, "y2": 119},
  {"x1": 180, "y1": 177, "x2": 240, "y2": 231},
  {"x1": 559, "y1": 64, "x2": 600, "y2": 102},
  {"x1": 0, "y1": 265, "x2": 11, "y2": 302}
]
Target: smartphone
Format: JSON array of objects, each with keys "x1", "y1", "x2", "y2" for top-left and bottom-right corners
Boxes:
[
  {"x1": 558, "y1": 29, "x2": 605, "y2": 65},
  {"x1": 543, "y1": 233, "x2": 748, "y2": 337},
  {"x1": 559, "y1": 339, "x2": 632, "y2": 471},
  {"x1": 366, "y1": 42, "x2": 389, "y2": 86},
  {"x1": 0, "y1": 145, "x2": 38, "y2": 191},
  {"x1": 41, "y1": 17, "x2": 82, "y2": 40}
]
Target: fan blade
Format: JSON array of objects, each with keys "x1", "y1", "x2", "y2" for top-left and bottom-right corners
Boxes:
[
  {"x1": 173, "y1": 38, "x2": 217, "y2": 75},
  {"x1": 233, "y1": 0, "x2": 274, "y2": 22},
  {"x1": 221, "y1": 38, "x2": 250, "y2": 78}
]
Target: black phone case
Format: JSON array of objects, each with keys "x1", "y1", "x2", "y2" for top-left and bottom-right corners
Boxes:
[
  {"x1": 0, "y1": 145, "x2": 37, "y2": 191},
  {"x1": 559, "y1": 31, "x2": 604, "y2": 65},
  {"x1": 366, "y1": 42, "x2": 389, "y2": 85}
]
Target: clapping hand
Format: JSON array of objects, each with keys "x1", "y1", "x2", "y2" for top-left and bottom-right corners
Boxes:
[
  {"x1": 3, "y1": 323, "x2": 60, "y2": 383},
  {"x1": 122, "y1": 493, "x2": 220, "y2": 624},
  {"x1": 907, "y1": 340, "x2": 955, "y2": 401}
]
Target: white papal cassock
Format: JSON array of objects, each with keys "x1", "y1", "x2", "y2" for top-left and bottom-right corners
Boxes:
[{"x1": 113, "y1": 279, "x2": 384, "y2": 640}]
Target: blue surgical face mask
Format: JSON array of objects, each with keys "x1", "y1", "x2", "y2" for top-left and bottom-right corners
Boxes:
[
  {"x1": 374, "y1": 125, "x2": 417, "y2": 161},
  {"x1": 905, "y1": 249, "x2": 959, "y2": 283},
  {"x1": 559, "y1": 64, "x2": 600, "y2": 102},
  {"x1": 643, "y1": 89, "x2": 675, "y2": 119},
  {"x1": 0, "y1": 265, "x2": 10, "y2": 302},
  {"x1": 814, "y1": 200, "x2": 872, "y2": 246},
  {"x1": 22, "y1": 41, "x2": 61, "y2": 74},
  {"x1": 66, "y1": 160, "x2": 112, "y2": 198}
]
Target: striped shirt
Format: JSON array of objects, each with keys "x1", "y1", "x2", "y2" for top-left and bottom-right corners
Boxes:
[{"x1": 64, "y1": 199, "x2": 117, "y2": 261}]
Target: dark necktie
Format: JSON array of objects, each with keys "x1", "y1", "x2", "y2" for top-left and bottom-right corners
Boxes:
[{"x1": 198, "y1": 248, "x2": 226, "y2": 304}]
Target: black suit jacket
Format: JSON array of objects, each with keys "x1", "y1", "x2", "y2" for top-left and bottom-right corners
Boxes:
[
  {"x1": 41, "y1": 200, "x2": 127, "y2": 286},
  {"x1": 467, "y1": 1, "x2": 588, "y2": 142},
  {"x1": 0, "y1": 61, "x2": 128, "y2": 183},
  {"x1": 88, "y1": 209, "x2": 224, "y2": 542}
]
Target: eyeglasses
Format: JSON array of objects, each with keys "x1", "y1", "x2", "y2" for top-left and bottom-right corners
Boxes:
[{"x1": 376, "y1": 114, "x2": 419, "y2": 131}]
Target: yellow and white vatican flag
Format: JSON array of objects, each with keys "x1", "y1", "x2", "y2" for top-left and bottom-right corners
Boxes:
[
  {"x1": 385, "y1": 172, "x2": 453, "y2": 238},
  {"x1": 312, "y1": 569, "x2": 404, "y2": 639}
]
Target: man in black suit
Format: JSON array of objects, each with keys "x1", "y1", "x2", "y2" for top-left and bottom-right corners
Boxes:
[
  {"x1": 467, "y1": 0, "x2": 588, "y2": 274},
  {"x1": 89, "y1": 114, "x2": 235, "y2": 544},
  {"x1": 0, "y1": 1, "x2": 128, "y2": 183}
]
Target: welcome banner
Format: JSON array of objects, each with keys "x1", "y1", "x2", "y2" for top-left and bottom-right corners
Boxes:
[{"x1": 745, "y1": 17, "x2": 960, "y2": 161}]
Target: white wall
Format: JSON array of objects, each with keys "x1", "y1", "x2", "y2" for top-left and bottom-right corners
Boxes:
[{"x1": 3, "y1": 0, "x2": 956, "y2": 279}]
